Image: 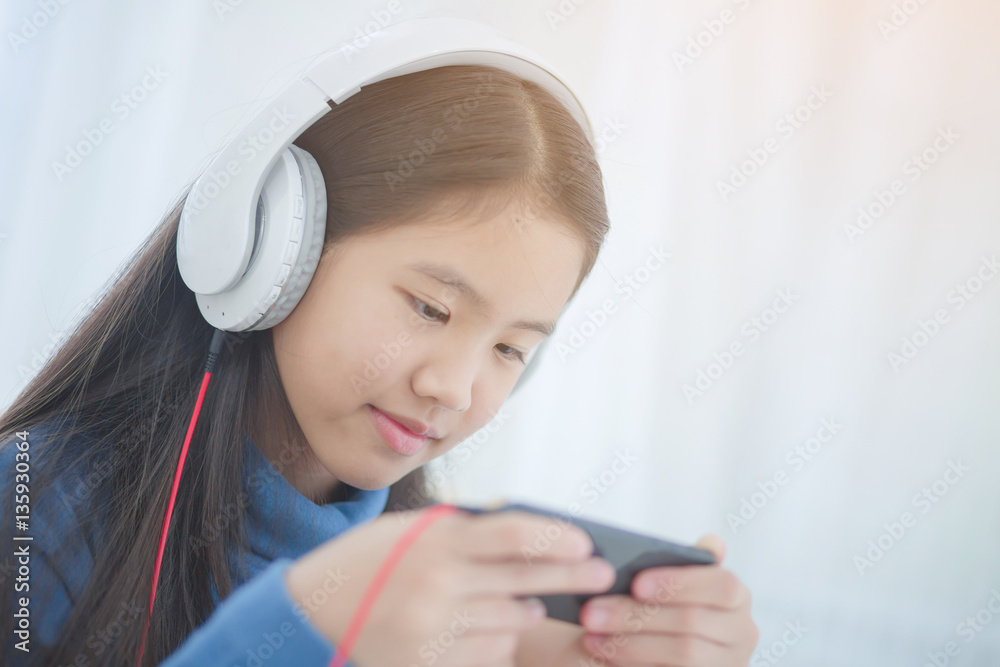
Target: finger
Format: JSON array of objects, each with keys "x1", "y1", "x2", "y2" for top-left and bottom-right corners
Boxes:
[
  {"x1": 449, "y1": 595, "x2": 548, "y2": 633},
  {"x1": 580, "y1": 594, "x2": 746, "y2": 645},
  {"x1": 455, "y1": 510, "x2": 596, "y2": 563},
  {"x1": 411, "y1": 631, "x2": 520, "y2": 667},
  {"x1": 694, "y1": 533, "x2": 726, "y2": 563},
  {"x1": 630, "y1": 566, "x2": 750, "y2": 610},
  {"x1": 581, "y1": 629, "x2": 733, "y2": 666},
  {"x1": 461, "y1": 556, "x2": 616, "y2": 597}
]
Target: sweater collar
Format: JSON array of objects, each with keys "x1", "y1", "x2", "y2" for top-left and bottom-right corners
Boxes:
[{"x1": 240, "y1": 434, "x2": 389, "y2": 563}]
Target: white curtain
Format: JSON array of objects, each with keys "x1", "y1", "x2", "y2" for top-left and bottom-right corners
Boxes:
[{"x1": 2, "y1": 1, "x2": 998, "y2": 664}]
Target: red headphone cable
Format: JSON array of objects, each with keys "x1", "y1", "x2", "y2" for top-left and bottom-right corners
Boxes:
[
  {"x1": 135, "y1": 329, "x2": 228, "y2": 667},
  {"x1": 135, "y1": 329, "x2": 463, "y2": 667}
]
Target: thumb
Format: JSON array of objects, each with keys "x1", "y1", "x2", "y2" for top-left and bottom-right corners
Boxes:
[{"x1": 694, "y1": 533, "x2": 726, "y2": 564}]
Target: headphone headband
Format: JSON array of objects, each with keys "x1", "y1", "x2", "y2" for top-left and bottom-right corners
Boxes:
[
  {"x1": 177, "y1": 16, "x2": 593, "y2": 297},
  {"x1": 176, "y1": 16, "x2": 594, "y2": 394}
]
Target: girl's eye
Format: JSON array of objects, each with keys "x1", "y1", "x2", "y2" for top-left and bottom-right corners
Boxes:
[
  {"x1": 496, "y1": 344, "x2": 527, "y2": 364},
  {"x1": 410, "y1": 295, "x2": 525, "y2": 364},
  {"x1": 410, "y1": 296, "x2": 448, "y2": 323}
]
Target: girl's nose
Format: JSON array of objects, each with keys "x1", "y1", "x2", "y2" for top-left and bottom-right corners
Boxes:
[{"x1": 410, "y1": 351, "x2": 476, "y2": 412}]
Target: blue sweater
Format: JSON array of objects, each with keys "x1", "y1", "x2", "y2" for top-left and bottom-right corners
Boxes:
[{"x1": 1, "y1": 419, "x2": 390, "y2": 666}]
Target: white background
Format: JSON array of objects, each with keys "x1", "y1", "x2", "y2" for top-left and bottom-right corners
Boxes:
[{"x1": 2, "y1": 1, "x2": 999, "y2": 665}]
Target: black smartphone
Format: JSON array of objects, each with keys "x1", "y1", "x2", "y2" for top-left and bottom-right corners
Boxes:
[{"x1": 452, "y1": 501, "x2": 716, "y2": 625}]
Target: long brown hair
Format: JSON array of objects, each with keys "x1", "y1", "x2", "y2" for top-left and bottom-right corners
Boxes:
[{"x1": 0, "y1": 64, "x2": 609, "y2": 665}]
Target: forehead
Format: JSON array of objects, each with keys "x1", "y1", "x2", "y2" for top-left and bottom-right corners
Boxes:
[{"x1": 343, "y1": 202, "x2": 586, "y2": 318}]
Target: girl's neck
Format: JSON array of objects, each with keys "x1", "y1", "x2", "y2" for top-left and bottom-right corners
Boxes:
[{"x1": 249, "y1": 418, "x2": 342, "y2": 505}]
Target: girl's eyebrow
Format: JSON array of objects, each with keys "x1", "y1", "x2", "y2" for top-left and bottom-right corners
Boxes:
[{"x1": 405, "y1": 260, "x2": 555, "y2": 337}]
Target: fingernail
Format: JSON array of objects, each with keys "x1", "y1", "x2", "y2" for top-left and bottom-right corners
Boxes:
[
  {"x1": 525, "y1": 597, "x2": 546, "y2": 618},
  {"x1": 586, "y1": 605, "x2": 609, "y2": 629},
  {"x1": 636, "y1": 577, "x2": 657, "y2": 598},
  {"x1": 589, "y1": 559, "x2": 613, "y2": 583},
  {"x1": 572, "y1": 531, "x2": 592, "y2": 556}
]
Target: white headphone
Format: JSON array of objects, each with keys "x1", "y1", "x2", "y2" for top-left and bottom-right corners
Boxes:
[{"x1": 176, "y1": 16, "x2": 595, "y2": 394}]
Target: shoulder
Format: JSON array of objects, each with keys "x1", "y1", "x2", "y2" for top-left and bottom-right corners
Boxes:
[
  {"x1": 0, "y1": 416, "x2": 110, "y2": 522},
  {"x1": 162, "y1": 558, "x2": 337, "y2": 665},
  {"x1": 0, "y1": 417, "x2": 107, "y2": 605}
]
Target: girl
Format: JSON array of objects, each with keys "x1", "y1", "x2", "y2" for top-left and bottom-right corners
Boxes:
[{"x1": 1, "y1": 65, "x2": 757, "y2": 665}]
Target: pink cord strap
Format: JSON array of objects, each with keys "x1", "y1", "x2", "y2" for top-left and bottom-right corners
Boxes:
[{"x1": 328, "y1": 503, "x2": 460, "y2": 667}]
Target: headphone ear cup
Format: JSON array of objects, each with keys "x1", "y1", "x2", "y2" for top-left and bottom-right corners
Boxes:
[
  {"x1": 192, "y1": 144, "x2": 327, "y2": 331},
  {"x1": 252, "y1": 144, "x2": 327, "y2": 330}
]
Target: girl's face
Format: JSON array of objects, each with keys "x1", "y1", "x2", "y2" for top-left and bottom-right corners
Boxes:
[{"x1": 269, "y1": 199, "x2": 586, "y2": 498}]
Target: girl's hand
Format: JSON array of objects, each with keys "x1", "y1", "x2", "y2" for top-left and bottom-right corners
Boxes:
[
  {"x1": 285, "y1": 506, "x2": 617, "y2": 667},
  {"x1": 578, "y1": 534, "x2": 759, "y2": 666}
]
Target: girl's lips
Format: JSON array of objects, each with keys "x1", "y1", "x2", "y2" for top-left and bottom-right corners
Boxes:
[{"x1": 368, "y1": 405, "x2": 430, "y2": 456}]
